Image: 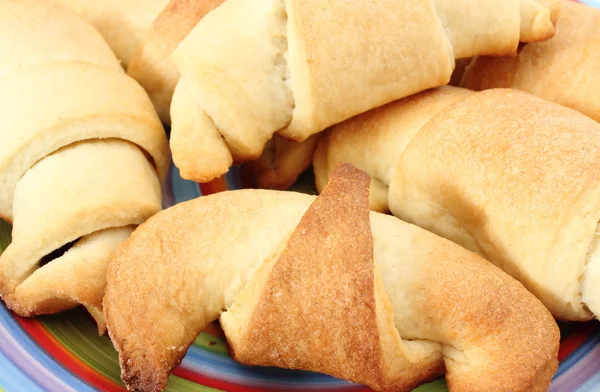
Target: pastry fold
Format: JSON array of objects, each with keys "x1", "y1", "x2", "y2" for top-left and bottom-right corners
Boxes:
[
  {"x1": 54, "y1": 0, "x2": 226, "y2": 123},
  {"x1": 170, "y1": 0, "x2": 559, "y2": 183},
  {"x1": 0, "y1": 0, "x2": 168, "y2": 331},
  {"x1": 314, "y1": 86, "x2": 600, "y2": 321},
  {"x1": 54, "y1": 0, "x2": 170, "y2": 68},
  {"x1": 459, "y1": 1, "x2": 600, "y2": 122},
  {"x1": 104, "y1": 164, "x2": 558, "y2": 392},
  {"x1": 127, "y1": 0, "x2": 225, "y2": 124}
]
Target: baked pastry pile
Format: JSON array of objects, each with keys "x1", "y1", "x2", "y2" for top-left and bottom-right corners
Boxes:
[{"x1": 1, "y1": 0, "x2": 599, "y2": 391}]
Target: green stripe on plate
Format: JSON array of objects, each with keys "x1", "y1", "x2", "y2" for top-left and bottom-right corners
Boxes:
[
  {"x1": 0, "y1": 219, "x2": 11, "y2": 254},
  {"x1": 193, "y1": 331, "x2": 229, "y2": 356},
  {"x1": 41, "y1": 309, "x2": 221, "y2": 391},
  {"x1": 414, "y1": 379, "x2": 448, "y2": 391}
]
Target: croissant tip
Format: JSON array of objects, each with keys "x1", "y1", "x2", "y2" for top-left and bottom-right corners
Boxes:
[
  {"x1": 329, "y1": 162, "x2": 370, "y2": 183},
  {"x1": 0, "y1": 291, "x2": 24, "y2": 316},
  {"x1": 120, "y1": 354, "x2": 170, "y2": 392}
]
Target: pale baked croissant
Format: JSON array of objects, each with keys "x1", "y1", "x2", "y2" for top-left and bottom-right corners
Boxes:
[
  {"x1": 459, "y1": 1, "x2": 600, "y2": 122},
  {"x1": 0, "y1": 0, "x2": 169, "y2": 332},
  {"x1": 169, "y1": 0, "x2": 560, "y2": 184},
  {"x1": 54, "y1": 0, "x2": 170, "y2": 68},
  {"x1": 127, "y1": 0, "x2": 226, "y2": 124},
  {"x1": 104, "y1": 163, "x2": 559, "y2": 392},
  {"x1": 314, "y1": 86, "x2": 600, "y2": 322},
  {"x1": 54, "y1": 0, "x2": 225, "y2": 124}
]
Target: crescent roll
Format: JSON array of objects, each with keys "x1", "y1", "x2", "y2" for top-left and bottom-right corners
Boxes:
[
  {"x1": 56, "y1": 0, "x2": 226, "y2": 123},
  {"x1": 0, "y1": 0, "x2": 168, "y2": 332},
  {"x1": 169, "y1": 0, "x2": 559, "y2": 183},
  {"x1": 104, "y1": 164, "x2": 559, "y2": 392},
  {"x1": 54, "y1": 0, "x2": 170, "y2": 68},
  {"x1": 460, "y1": 1, "x2": 600, "y2": 122},
  {"x1": 127, "y1": 0, "x2": 226, "y2": 124},
  {"x1": 314, "y1": 86, "x2": 600, "y2": 321}
]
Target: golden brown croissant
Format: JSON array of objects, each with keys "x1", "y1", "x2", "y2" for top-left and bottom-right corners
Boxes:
[
  {"x1": 314, "y1": 86, "x2": 600, "y2": 322},
  {"x1": 104, "y1": 164, "x2": 559, "y2": 392},
  {"x1": 169, "y1": 0, "x2": 560, "y2": 184},
  {"x1": 459, "y1": 1, "x2": 600, "y2": 122},
  {"x1": 0, "y1": 0, "x2": 169, "y2": 332}
]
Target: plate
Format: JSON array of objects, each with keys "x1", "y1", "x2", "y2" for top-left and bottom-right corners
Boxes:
[
  {"x1": 1, "y1": 163, "x2": 600, "y2": 392},
  {"x1": 1, "y1": 1, "x2": 600, "y2": 388}
]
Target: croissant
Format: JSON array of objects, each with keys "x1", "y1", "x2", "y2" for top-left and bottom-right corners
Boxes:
[
  {"x1": 459, "y1": 1, "x2": 600, "y2": 122},
  {"x1": 104, "y1": 163, "x2": 559, "y2": 392},
  {"x1": 314, "y1": 86, "x2": 600, "y2": 322},
  {"x1": 127, "y1": 0, "x2": 225, "y2": 124},
  {"x1": 169, "y1": 0, "x2": 560, "y2": 183},
  {"x1": 54, "y1": 0, "x2": 225, "y2": 123},
  {"x1": 0, "y1": 0, "x2": 169, "y2": 332},
  {"x1": 54, "y1": 0, "x2": 170, "y2": 68}
]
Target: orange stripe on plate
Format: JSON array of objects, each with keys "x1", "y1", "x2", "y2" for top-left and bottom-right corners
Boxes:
[{"x1": 200, "y1": 176, "x2": 229, "y2": 195}]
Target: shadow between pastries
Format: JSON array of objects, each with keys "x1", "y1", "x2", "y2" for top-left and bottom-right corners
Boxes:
[{"x1": 104, "y1": 163, "x2": 559, "y2": 392}]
